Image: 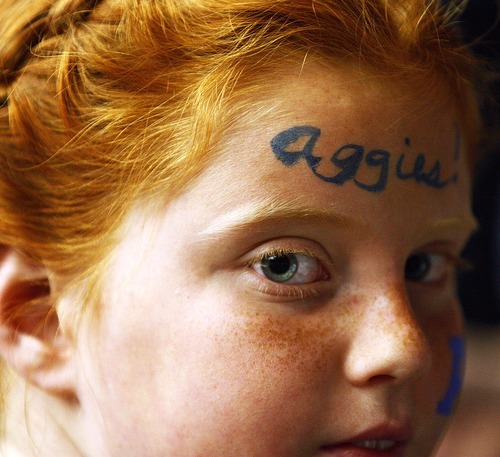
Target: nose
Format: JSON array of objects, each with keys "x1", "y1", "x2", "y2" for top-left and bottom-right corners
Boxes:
[{"x1": 343, "y1": 284, "x2": 432, "y2": 386}]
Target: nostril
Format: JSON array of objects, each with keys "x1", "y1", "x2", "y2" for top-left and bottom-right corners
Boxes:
[{"x1": 367, "y1": 374, "x2": 397, "y2": 385}]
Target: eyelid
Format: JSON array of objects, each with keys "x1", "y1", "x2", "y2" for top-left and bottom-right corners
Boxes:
[
  {"x1": 429, "y1": 249, "x2": 473, "y2": 272},
  {"x1": 445, "y1": 253, "x2": 474, "y2": 283},
  {"x1": 244, "y1": 247, "x2": 325, "y2": 268},
  {"x1": 241, "y1": 240, "x2": 334, "y2": 300},
  {"x1": 242, "y1": 237, "x2": 334, "y2": 273}
]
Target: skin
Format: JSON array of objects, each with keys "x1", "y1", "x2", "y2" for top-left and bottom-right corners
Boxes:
[{"x1": 3, "y1": 65, "x2": 476, "y2": 456}]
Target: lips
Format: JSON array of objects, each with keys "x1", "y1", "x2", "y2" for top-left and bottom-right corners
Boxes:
[
  {"x1": 320, "y1": 441, "x2": 406, "y2": 457},
  {"x1": 351, "y1": 440, "x2": 399, "y2": 450},
  {"x1": 319, "y1": 423, "x2": 411, "y2": 457}
]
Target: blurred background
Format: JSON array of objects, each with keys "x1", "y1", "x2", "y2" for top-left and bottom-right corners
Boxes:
[{"x1": 436, "y1": 0, "x2": 500, "y2": 455}]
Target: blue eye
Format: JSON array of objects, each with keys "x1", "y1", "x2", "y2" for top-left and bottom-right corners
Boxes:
[
  {"x1": 405, "y1": 253, "x2": 447, "y2": 283},
  {"x1": 260, "y1": 254, "x2": 298, "y2": 282},
  {"x1": 254, "y1": 252, "x2": 326, "y2": 284}
]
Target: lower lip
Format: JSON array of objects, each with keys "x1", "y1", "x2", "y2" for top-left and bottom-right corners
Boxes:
[{"x1": 320, "y1": 442, "x2": 406, "y2": 457}]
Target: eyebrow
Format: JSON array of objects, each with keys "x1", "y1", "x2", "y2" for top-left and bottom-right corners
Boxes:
[
  {"x1": 198, "y1": 198, "x2": 355, "y2": 240},
  {"x1": 198, "y1": 197, "x2": 478, "y2": 241},
  {"x1": 428, "y1": 215, "x2": 478, "y2": 236}
]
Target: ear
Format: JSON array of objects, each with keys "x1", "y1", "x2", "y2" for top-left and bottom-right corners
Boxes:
[{"x1": 0, "y1": 246, "x2": 76, "y2": 398}]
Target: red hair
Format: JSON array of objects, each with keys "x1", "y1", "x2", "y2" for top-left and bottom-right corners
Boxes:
[{"x1": 0, "y1": 0, "x2": 481, "y2": 308}]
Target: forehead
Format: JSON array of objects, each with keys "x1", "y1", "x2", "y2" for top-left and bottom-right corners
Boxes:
[
  {"x1": 227, "y1": 68, "x2": 462, "y2": 171},
  {"x1": 166, "y1": 64, "x2": 473, "y2": 243},
  {"x1": 254, "y1": 64, "x2": 458, "y2": 151}
]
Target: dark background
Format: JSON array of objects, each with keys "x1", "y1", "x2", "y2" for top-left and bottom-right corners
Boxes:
[{"x1": 455, "y1": 0, "x2": 500, "y2": 324}]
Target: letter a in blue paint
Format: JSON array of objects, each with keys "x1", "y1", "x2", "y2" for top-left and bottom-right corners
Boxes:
[
  {"x1": 437, "y1": 336, "x2": 465, "y2": 416},
  {"x1": 270, "y1": 126, "x2": 322, "y2": 169}
]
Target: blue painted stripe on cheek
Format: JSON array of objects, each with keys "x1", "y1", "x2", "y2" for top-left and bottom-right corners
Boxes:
[{"x1": 437, "y1": 336, "x2": 465, "y2": 416}]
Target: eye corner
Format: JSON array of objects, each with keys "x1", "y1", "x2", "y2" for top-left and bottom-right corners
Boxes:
[{"x1": 404, "y1": 249, "x2": 468, "y2": 285}]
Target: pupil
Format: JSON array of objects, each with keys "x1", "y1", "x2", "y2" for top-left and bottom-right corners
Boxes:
[
  {"x1": 268, "y1": 255, "x2": 292, "y2": 274},
  {"x1": 261, "y1": 254, "x2": 298, "y2": 282},
  {"x1": 405, "y1": 253, "x2": 430, "y2": 281}
]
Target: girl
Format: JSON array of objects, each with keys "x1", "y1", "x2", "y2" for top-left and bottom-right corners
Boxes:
[{"x1": 0, "y1": 0, "x2": 482, "y2": 455}]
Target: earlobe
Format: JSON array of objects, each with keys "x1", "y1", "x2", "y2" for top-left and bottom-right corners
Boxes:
[{"x1": 0, "y1": 246, "x2": 77, "y2": 398}]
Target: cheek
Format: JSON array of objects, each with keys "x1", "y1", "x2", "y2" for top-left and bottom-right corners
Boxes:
[
  {"x1": 431, "y1": 305, "x2": 465, "y2": 407},
  {"x1": 424, "y1": 299, "x2": 464, "y2": 388},
  {"x1": 175, "y1": 305, "x2": 351, "y2": 455},
  {"x1": 233, "y1": 310, "x2": 341, "y2": 376},
  {"x1": 414, "y1": 301, "x2": 465, "y2": 430},
  {"x1": 77, "y1": 301, "x2": 340, "y2": 456},
  {"x1": 169, "y1": 310, "x2": 344, "y2": 454},
  {"x1": 181, "y1": 309, "x2": 341, "y2": 423}
]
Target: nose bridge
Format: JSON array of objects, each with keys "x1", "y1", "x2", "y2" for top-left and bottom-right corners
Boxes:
[{"x1": 344, "y1": 283, "x2": 431, "y2": 386}]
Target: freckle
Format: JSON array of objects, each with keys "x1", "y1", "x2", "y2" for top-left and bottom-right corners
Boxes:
[
  {"x1": 379, "y1": 287, "x2": 427, "y2": 352},
  {"x1": 237, "y1": 309, "x2": 339, "y2": 377}
]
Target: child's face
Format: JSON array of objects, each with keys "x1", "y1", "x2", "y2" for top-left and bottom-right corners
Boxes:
[{"x1": 73, "y1": 68, "x2": 474, "y2": 457}]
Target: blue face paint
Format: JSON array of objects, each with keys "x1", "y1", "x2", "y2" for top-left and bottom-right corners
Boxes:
[
  {"x1": 270, "y1": 125, "x2": 460, "y2": 193},
  {"x1": 437, "y1": 336, "x2": 465, "y2": 416}
]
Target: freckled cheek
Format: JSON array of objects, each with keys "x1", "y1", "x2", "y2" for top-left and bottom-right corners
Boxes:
[
  {"x1": 196, "y1": 314, "x2": 341, "y2": 446},
  {"x1": 217, "y1": 312, "x2": 342, "y2": 392}
]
